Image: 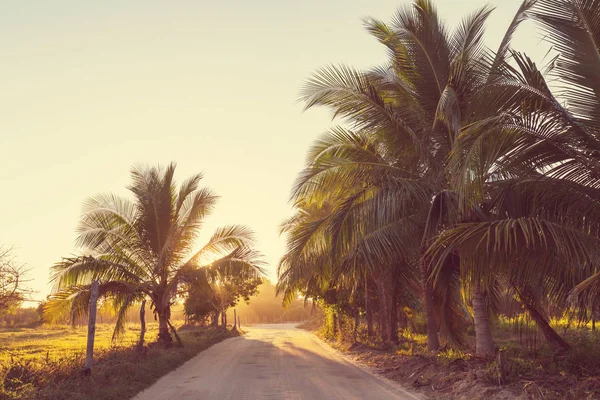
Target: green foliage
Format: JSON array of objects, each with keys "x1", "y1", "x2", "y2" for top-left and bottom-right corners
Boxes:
[
  {"x1": 320, "y1": 306, "x2": 337, "y2": 341},
  {"x1": 183, "y1": 290, "x2": 215, "y2": 323},
  {"x1": 183, "y1": 268, "x2": 262, "y2": 323}
]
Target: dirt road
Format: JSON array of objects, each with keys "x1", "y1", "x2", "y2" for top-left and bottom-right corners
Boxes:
[{"x1": 133, "y1": 324, "x2": 421, "y2": 400}]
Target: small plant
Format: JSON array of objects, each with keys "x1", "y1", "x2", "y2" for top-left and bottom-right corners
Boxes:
[{"x1": 436, "y1": 348, "x2": 471, "y2": 365}]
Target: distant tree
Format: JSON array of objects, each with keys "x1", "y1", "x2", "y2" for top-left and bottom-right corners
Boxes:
[
  {"x1": 211, "y1": 276, "x2": 262, "y2": 327},
  {"x1": 0, "y1": 247, "x2": 31, "y2": 316},
  {"x1": 184, "y1": 261, "x2": 262, "y2": 327}
]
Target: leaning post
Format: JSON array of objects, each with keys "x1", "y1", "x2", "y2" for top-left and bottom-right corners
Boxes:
[{"x1": 84, "y1": 280, "x2": 100, "y2": 374}]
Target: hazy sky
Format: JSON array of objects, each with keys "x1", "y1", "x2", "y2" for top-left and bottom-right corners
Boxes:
[{"x1": 0, "y1": 0, "x2": 547, "y2": 303}]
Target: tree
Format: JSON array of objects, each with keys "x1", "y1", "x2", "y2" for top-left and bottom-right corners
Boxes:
[
  {"x1": 184, "y1": 256, "x2": 263, "y2": 326},
  {"x1": 47, "y1": 163, "x2": 264, "y2": 345},
  {"x1": 280, "y1": 0, "x2": 600, "y2": 358},
  {"x1": 282, "y1": 0, "x2": 539, "y2": 355},
  {"x1": 0, "y1": 247, "x2": 31, "y2": 316},
  {"x1": 426, "y1": 0, "x2": 600, "y2": 353}
]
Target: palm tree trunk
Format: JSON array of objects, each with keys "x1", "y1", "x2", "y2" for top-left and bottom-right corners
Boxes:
[
  {"x1": 398, "y1": 307, "x2": 408, "y2": 330},
  {"x1": 137, "y1": 299, "x2": 146, "y2": 351},
  {"x1": 353, "y1": 306, "x2": 359, "y2": 343},
  {"x1": 167, "y1": 319, "x2": 183, "y2": 347},
  {"x1": 377, "y1": 279, "x2": 389, "y2": 343},
  {"x1": 420, "y1": 257, "x2": 440, "y2": 351},
  {"x1": 331, "y1": 311, "x2": 338, "y2": 338},
  {"x1": 388, "y1": 289, "x2": 398, "y2": 344},
  {"x1": 530, "y1": 309, "x2": 571, "y2": 351},
  {"x1": 473, "y1": 282, "x2": 495, "y2": 358},
  {"x1": 516, "y1": 289, "x2": 570, "y2": 351},
  {"x1": 157, "y1": 307, "x2": 172, "y2": 345},
  {"x1": 365, "y1": 276, "x2": 374, "y2": 338}
]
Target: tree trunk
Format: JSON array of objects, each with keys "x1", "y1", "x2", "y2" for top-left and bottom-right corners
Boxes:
[
  {"x1": 210, "y1": 311, "x2": 219, "y2": 327},
  {"x1": 157, "y1": 307, "x2": 172, "y2": 346},
  {"x1": 420, "y1": 257, "x2": 440, "y2": 351},
  {"x1": 365, "y1": 275, "x2": 374, "y2": 338},
  {"x1": 167, "y1": 319, "x2": 183, "y2": 347},
  {"x1": 377, "y1": 279, "x2": 390, "y2": 343},
  {"x1": 137, "y1": 299, "x2": 146, "y2": 351},
  {"x1": 518, "y1": 293, "x2": 571, "y2": 351},
  {"x1": 388, "y1": 290, "x2": 398, "y2": 344},
  {"x1": 473, "y1": 283, "x2": 495, "y2": 358},
  {"x1": 398, "y1": 307, "x2": 408, "y2": 330},
  {"x1": 353, "y1": 306, "x2": 359, "y2": 343}
]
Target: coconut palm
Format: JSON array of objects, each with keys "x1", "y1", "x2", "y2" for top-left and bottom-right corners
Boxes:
[
  {"x1": 286, "y1": 0, "x2": 543, "y2": 355},
  {"x1": 48, "y1": 163, "x2": 264, "y2": 345},
  {"x1": 278, "y1": 127, "x2": 427, "y2": 343},
  {"x1": 426, "y1": 0, "x2": 600, "y2": 353}
]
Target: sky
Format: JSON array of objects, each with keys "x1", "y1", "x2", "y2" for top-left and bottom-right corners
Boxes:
[{"x1": 0, "y1": 0, "x2": 549, "y2": 304}]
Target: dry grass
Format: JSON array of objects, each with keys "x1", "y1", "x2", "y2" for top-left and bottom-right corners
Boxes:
[
  {"x1": 0, "y1": 322, "x2": 235, "y2": 400},
  {"x1": 0, "y1": 322, "x2": 153, "y2": 363}
]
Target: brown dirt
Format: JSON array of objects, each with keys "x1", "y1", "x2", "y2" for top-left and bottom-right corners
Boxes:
[{"x1": 324, "y1": 341, "x2": 600, "y2": 400}]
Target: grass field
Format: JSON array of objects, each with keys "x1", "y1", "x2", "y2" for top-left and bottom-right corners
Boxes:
[
  {"x1": 0, "y1": 322, "x2": 234, "y2": 400},
  {"x1": 0, "y1": 322, "x2": 165, "y2": 364}
]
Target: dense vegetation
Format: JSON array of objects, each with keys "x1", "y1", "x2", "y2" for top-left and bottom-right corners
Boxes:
[{"x1": 277, "y1": 0, "x2": 600, "y2": 372}]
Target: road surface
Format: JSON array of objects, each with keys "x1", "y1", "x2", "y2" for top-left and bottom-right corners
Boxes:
[{"x1": 133, "y1": 324, "x2": 421, "y2": 400}]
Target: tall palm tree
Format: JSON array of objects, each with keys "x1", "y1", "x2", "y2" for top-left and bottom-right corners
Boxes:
[
  {"x1": 47, "y1": 163, "x2": 264, "y2": 345},
  {"x1": 288, "y1": 0, "x2": 539, "y2": 355},
  {"x1": 427, "y1": 0, "x2": 600, "y2": 353}
]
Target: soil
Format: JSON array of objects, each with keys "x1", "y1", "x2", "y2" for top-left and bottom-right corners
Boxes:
[{"x1": 328, "y1": 342, "x2": 600, "y2": 400}]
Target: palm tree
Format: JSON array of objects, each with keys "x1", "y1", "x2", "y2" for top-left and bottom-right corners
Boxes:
[
  {"x1": 283, "y1": 0, "x2": 600, "y2": 357},
  {"x1": 426, "y1": 0, "x2": 600, "y2": 353},
  {"x1": 278, "y1": 128, "x2": 426, "y2": 344},
  {"x1": 48, "y1": 163, "x2": 264, "y2": 345},
  {"x1": 288, "y1": 0, "x2": 542, "y2": 355}
]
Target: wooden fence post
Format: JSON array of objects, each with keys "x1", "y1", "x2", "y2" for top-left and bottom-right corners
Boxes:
[
  {"x1": 233, "y1": 309, "x2": 237, "y2": 330},
  {"x1": 238, "y1": 315, "x2": 241, "y2": 329},
  {"x1": 84, "y1": 280, "x2": 99, "y2": 375}
]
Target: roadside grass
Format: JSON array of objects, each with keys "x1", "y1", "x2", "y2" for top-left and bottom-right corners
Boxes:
[
  {"x1": 0, "y1": 323, "x2": 236, "y2": 400},
  {"x1": 0, "y1": 323, "x2": 148, "y2": 364}
]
